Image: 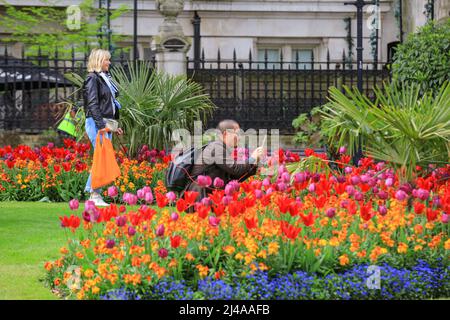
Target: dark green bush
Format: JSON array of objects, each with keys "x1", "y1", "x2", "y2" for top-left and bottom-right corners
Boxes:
[{"x1": 392, "y1": 19, "x2": 450, "y2": 94}]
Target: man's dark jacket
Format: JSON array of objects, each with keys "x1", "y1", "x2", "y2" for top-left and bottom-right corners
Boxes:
[
  {"x1": 83, "y1": 71, "x2": 119, "y2": 130},
  {"x1": 182, "y1": 140, "x2": 258, "y2": 203}
]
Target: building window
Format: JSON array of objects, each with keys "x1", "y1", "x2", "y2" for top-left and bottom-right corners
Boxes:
[
  {"x1": 257, "y1": 49, "x2": 281, "y2": 69},
  {"x1": 292, "y1": 49, "x2": 313, "y2": 70}
]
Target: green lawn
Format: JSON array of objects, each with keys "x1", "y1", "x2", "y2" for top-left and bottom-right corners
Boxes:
[{"x1": 0, "y1": 202, "x2": 74, "y2": 300}]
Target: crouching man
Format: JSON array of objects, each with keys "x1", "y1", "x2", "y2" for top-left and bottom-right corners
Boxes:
[{"x1": 183, "y1": 119, "x2": 264, "y2": 203}]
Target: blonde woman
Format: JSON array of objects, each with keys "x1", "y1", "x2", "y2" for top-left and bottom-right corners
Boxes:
[{"x1": 83, "y1": 49, "x2": 123, "y2": 206}]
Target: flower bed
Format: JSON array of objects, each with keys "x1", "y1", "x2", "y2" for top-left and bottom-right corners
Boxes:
[
  {"x1": 43, "y1": 150, "x2": 450, "y2": 300},
  {"x1": 0, "y1": 140, "x2": 169, "y2": 202},
  {"x1": 100, "y1": 261, "x2": 450, "y2": 300}
]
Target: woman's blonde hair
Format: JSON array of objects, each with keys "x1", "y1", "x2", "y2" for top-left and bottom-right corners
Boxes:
[{"x1": 87, "y1": 48, "x2": 111, "y2": 73}]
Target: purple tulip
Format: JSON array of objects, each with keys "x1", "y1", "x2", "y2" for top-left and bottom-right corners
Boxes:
[
  {"x1": 171, "y1": 212, "x2": 179, "y2": 222},
  {"x1": 82, "y1": 210, "x2": 91, "y2": 222},
  {"x1": 213, "y1": 177, "x2": 225, "y2": 189},
  {"x1": 158, "y1": 248, "x2": 168, "y2": 259},
  {"x1": 108, "y1": 186, "x2": 118, "y2": 198},
  {"x1": 294, "y1": 173, "x2": 306, "y2": 184},
  {"x1": 106, "y1": 239, "x2": 115, "y2": 249},
  {"x1": 128, "y1": 226, "x2": 136, "y2": 236},
  {"x1": 209, "y1": 216, "x2": 220, "y2": 227},
  {"x1": 340, "y1": 200, "x2": 349, "y2": 208},
  {"x1": 312, "y1": 174, "x2": 321, "y2": 183},
  {"x1": 156, "y1": 224, "x2": 165, "y2": 237},
  {"x1": 69, "y1": 199, "x2": 79, "y2": 211},
  {"x1": 378, "y1": 205, "x2": 388, "y2": 216},
  {"x1": 417, "y1": 189, "x2": 430, "y2": 201},
  {"x1": 354, "y1": 192, "x2": 364, "y2": 201},
  {"x1": 116, "y1": 215, "x2": 127, "y2": 227},
  {"x1": 433, "y1": 196, "x2": 441, "y2": 209},
  {"x1": 395, "y1": 190, "x2": 408, "y2": 201},
  {"x1": 326, "y1": 208, "x2": 336, "y2": 218},
  {"x1": 145, "y1": 192, "x2": 154, "y2": 204},
  {"x1": 345, "y1": 185, "x2": 355, "y2": 196},
  {"x1": 337, "y1": 176, "x2": 346, "y2": 183},
  {"x1": 378, "y1": 190, "x2": 388, "y2": 200}
]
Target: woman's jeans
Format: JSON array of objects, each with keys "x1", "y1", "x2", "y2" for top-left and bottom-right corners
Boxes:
[{"x1": 84, "y1": 117, "x2": 112, "y2": 194}]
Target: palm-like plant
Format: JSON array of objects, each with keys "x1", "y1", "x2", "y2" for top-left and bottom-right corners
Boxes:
[
  {"x1": 111, "y1": 61, "x2": 215, "y2": 156},
  {"x1": 321, "y1": 82, "x2": 450, "y2": 182}
]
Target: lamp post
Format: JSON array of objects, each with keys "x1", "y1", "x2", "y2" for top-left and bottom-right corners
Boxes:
[
  {"x1": 133, "y1": 0, "x2": 138, "y2": 60},
  {"x1": 344, "y1": 0, "x2": 375, "y2": 165}
]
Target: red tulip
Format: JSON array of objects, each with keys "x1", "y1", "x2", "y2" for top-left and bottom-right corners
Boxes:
[
  {"x1": 170, "y1": 235, "x2": 182, "y2": 248},
  {"x1": 280, "y1": 221, "x2": 302, "y2": 240},
  {"x1": 244, "y1": 216, "x2": 258, "y2": 230}
]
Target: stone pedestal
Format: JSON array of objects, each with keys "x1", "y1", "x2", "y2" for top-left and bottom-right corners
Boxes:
[{"x1": 153, "y1": 0, "x2": 191, "y2": 76}]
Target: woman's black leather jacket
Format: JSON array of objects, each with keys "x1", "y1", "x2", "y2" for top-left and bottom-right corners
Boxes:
[{"x1": 82, "y1": 71, "x2": 119, "y2": 130}]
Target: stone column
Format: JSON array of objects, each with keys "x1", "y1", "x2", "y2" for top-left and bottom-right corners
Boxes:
[{"x1": 152, "y1": 0, "x2": 191, "y2": 76}]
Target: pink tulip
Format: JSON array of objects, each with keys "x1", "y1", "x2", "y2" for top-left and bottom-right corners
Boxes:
[
  {"x1": 225, "y1": 184, "x2": 235, "y2": 197},
  {"x1": 339, "y1": 146, "x2": 346, "y2": 154},
  {"x1": 171, "y1": 212, "x2": 179, "y2": 222},
  {"x1": 344, "y1": 167, "x2": 353, "y2": 174},
  {"x1": 262, "y1": 178, "x2": 271, "y2": 188},
  {"x1": 395, "y1": 190, "x2": 408, "y2": 201},
  {"x1": 143, "y1": 186, "x2": 152, "y2": 194},
  {"x1": 360, "y1": 175, "x2": 369, "y2": 184},
  {"x1": 255, "y1": 190, "x2": 263, "y2": 199},
  {"x1": 69, "y1": 199, "x2": 79, "y2": 211},
  {"x1": 197, "y1": 175, "x2": 212, "y2": 187},
  {"x1": 281, "y1": 172, "x2": 290, "y2": 183},
  {"x1": 136, "y1": 189, "x2": 144, "y2": 199},
  {"x1": 85, "y1": 200, "x2": 96, "y2": 212},
  {"x1": 222, "y1": 196, "x2": 232, "y2": 205},
  {"x1": 145, "y1": 192, "x2": 154, "y2": 204},
  {"x1": 378, "y1": 191, "x2": 388, "y2": 200},
  {"x1": 385, "y1": 178, "x2": 394, "y2": 187},
  {"x1": 277, "y1": 182, "x2": 287, "y2": 192},
  {"x1": 266, "y1": 188, "x2": 274, "y2": 195},
  {"x1": 351, "y1": 176, "x2": 361, "y2": 185},
  {"x1": 308, "y1": 183, "x2": 316, "y2": 193},
  {"x1": 209, "y1": 216, "x2": 220, "y2": 227},
  {"x1": 166, "y1": 191, "x2": 177, "y2": 203},
  {"x1": 108, "y1": 186, "x2": 118, "y2": 198},
  {"x1": 441, "y1": 213, "x2": 449, "y2": 224},
  {"x1": 213, "y1": 177, "x2": 224, "y2": 189},
  {"x1": 417, "y1": 189, "x2": 430, "y2": 201},
  {"x1": 294, "y1": 173, "x2": 306, "y2": 184},
  {"x1": 201, "y1": 197, "x2": 212, "y2": 207}
]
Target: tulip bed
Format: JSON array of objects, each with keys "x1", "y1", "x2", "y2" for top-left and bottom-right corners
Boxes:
[
  {"x1": 0, "y1": 141, "x2": 169, "y2": 202},
  {"x1": 43, "y1": 150, "x2": 450, "y2": 300}
]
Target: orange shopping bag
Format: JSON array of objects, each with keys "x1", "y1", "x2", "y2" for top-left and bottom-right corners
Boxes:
[{"x1": 91, "y1": 131, "x2": 121, "y2": 190}]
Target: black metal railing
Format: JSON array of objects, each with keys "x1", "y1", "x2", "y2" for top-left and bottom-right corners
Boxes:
[{"x1": 187, "y1": 49, "x2": 392, "y2": 134}]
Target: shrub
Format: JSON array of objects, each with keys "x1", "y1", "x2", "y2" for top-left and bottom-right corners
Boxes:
[{"x1": 392, "y1": 19, "x2": 450, "y2": 95}]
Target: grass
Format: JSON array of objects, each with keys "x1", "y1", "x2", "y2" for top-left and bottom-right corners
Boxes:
[{"x1": 0, "y1": 202, "x2": 75, "y2": 300}]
